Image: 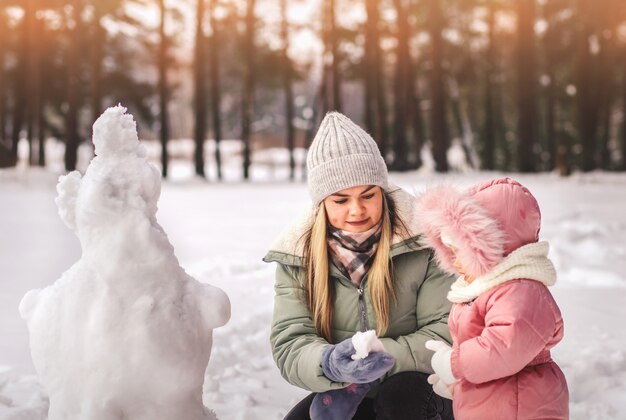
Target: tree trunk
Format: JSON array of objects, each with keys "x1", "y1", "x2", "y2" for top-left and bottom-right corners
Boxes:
[
  {"x1": 241, "y1": 0, "x2": 256, "y2": 180},
  {"x1": 30, "y1": 11, "x2": 44, "y2": 166},
  {"x1": 364, "y1": 0, "x2": 388, "y2": 159},
  {"x1": 329, "y1": 0, "x2": 341, "y2": 112},
  {"x1": 409, "y1": 69, "x2": 425, "y2": 169},
  {"x1": 482, "y1": 2, "x2": 496, "y2": 170},
  {"x1": 543, "y1": 1, "x2": 556, "y2": 173},
  {"x1": 0, "y1": 12, "x2": 5, "y2": 144},
  {"x1": 597, "y1": 22, "x2": 616, "y2": 170},
  {"x1": 90, "y1": 7, "x2": 105, "y2": 155},
  {"x1": 193, "y1": 0, "x2": 207, "y2": 178},
  {"x1": 209, "y1": 0, "x2": 222, "y2": 180},
  {"x1": 516, "y1": 0, "x2": 537, "y2": 173},
  {"x1": 65, "y1": 3, "x2": 81, "y2": 172},
  {"x1": 25, "y1": 2, "x2": 37, "y2": 165},
  {"x1": 10, "y1": 3, "x2": 31, "y2": 167},
  {"x1": 391, "y1": 0, "x2": 410, "y2": 171},
  {"x1": 545, "y1": 68, "x2": 557, "y2": 172},
  {"x1": 429, "y1": 0, "x2": 448, "y2": 172},
  {"x1": 622, "y1": 55, "x2": 626, "y2": 171},
  {"x1": 449, "y1": 75, "x2": 477, "y2": 169},
  {"x1": 375, "y1": 50, "x2": 389, "y2": 162},
  {"x1": 158, "y1": 0, "x2": 170, "y2": 178},
  {"x1": 364, "y1": 0, "x2": 378, "y2": 137},
  {"x1": 280, "y1": 0, "x2": 295, "y2": 180},
  {"x1": 576, "y1": 0, "x2": 598, "y2": 172}
]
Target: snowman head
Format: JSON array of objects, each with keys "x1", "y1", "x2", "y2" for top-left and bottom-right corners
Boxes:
[{"x1": 55, "y1": 106, "x2": 161, "y2": 242}]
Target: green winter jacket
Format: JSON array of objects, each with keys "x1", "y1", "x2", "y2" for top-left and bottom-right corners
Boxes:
[{"x1": 263, "y1": 188, "x2": 454, "y2": 393}]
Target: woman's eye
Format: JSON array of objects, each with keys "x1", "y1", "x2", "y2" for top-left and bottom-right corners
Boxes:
[
  {"x1": 333, "y1": 199, "x2": 347, "y2": 204},
  {"x1": 362, "y1": 194, "x2": 375, "y2": 200}
]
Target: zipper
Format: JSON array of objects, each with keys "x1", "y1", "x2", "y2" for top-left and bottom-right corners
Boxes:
[{"x1": 357, "y1": 286, "x2": 369, "y2": 331}]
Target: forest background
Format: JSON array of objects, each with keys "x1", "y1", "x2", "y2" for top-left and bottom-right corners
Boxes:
[{"x1": 1, "y1": 0, "x2": 625, "y2": 179}]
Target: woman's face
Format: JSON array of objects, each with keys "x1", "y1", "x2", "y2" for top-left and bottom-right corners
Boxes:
[{"x1": 323, "y1": 185, "x2": 383, "y2": 233}]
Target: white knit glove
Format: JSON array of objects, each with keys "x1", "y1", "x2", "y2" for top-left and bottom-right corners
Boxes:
[
  {"x1": 427, "y1": 373, "x2": 453, "y2": 400},
  {"x1": 425, "y1": 340, "x2": 456, "y2": 385}
]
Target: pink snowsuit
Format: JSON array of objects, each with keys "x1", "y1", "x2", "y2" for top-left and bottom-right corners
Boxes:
[
  {"x1": 416, "y1": 178, "x2": 569, "y2": 419},
  {"x1": 449, "y1": 279, "x2": 569, "y2": 419}
]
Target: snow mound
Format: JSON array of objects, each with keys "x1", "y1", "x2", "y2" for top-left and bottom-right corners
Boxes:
[{"x1": 19, "y1": 105, "x2": 231, "y2": 420}]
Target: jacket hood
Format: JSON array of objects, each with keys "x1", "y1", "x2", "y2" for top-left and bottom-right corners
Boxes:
[
  {"x1": 264, "y1": 186, "x2": 426, "y2": 266},
  {"x1": 414, "y1": 177, "x2": 541, "y2": 279}
]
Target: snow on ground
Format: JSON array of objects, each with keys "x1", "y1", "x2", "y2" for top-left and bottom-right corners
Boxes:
[{"x1": 1, "y1": 147, "x2": 626, "y2": 419}]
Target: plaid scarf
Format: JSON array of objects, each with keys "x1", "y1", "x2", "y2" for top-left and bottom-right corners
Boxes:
[{"x1": 327, "y1": 222, "x2": 383, "y2": 286}]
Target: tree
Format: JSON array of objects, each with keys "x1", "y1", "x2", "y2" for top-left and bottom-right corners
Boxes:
[
  {"x1": 193, "y1": 0, "x2": 207, "y2": 178},
  {"x1": 209, "y1": 0, "x2": 223, "y2": 180},
  {"x1": 363, "y1": 0, "x2": 389, "y2": 160},
  {"x1": 280, "y1": 0, "x2": 296, "y2": 180},
  {"x1": 241, "y1": 0, "x2": 256, "y2": 180},
  {"x1": 429, "y1": 0, "x2": 448, "y2": 172},
  {"x1": 516, "y1": 0, "x2": 537, "y2": 173},
  {"x1": 539, "y1": 0, "x2": 575, "y2": 175},
  {"x1": 64, "y1": 0, "x2": 82, "y2": 172},
  {"x1": 482, "y1": 1, "x2": 497, "y2": 170},
  {"x1": 9, "y1": 1, "x2": 31, "y2": 168},
  {"x1": 0, "y1": 8, "x2": 8, "y2": 167},
  {"x1": 320, "y1": 0, "x2": 341, "y2": 113},
  {"x1": 575, "y1": 0, "x2": 602, "y2": 172},
  {"x1": 27, "y1": 8, "x2": 45, "y2": 166},
  {"x1": 391, "y1": 0, "x2": 410, "y2": 170},
  {"x1": 623, "y1": 45, "x2": 626, "y2": 171},
  {"x1": 158, "y1": 0, "x2": 170, "y2": 178}
]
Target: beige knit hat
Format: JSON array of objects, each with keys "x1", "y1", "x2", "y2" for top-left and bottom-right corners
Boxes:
[{"x1": 307, "y1": 112, "x2": 388, "y2": 205}]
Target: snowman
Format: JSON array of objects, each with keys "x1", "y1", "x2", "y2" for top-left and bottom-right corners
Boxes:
[{"x1": 19, "y1": 105, "x2": 230, "y2": 420}]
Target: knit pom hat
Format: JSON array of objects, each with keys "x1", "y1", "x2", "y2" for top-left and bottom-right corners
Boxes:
[
  {"x1": 414, "y1": 178, "x2": 541, "y2": 279},
  {"x1": 307, "y1": 112, "x2": 388, "y2": 205}
]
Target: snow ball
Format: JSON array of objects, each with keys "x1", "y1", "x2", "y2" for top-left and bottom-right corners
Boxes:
[{"x1": 351, "y1": 330, "x2": 386, "y2": 361}]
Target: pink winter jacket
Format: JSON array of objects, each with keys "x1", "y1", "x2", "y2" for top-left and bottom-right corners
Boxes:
[
  {"x1": 415, "y1": 178, "x2": 570, "y2": 419},
  {"x1": 448, "y1": 279, "x2": 569, "y2": 420}
]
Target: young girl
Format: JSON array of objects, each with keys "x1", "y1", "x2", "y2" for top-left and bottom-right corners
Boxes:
[
  {"x1": 264, "y1": 112, "x2": 455, "y2": 419},
  {"x1": 416, "y1": 178, "x2": 569, "y2": 419}
]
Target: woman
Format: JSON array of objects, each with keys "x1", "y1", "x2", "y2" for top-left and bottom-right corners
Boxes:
[{"x1": 263, "y1": 112, "x2": 455, "y2": 419}]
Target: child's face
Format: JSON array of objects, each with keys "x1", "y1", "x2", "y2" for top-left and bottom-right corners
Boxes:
[{"x1": 446, "y1": 243, "x2": 476, "y2": 284}]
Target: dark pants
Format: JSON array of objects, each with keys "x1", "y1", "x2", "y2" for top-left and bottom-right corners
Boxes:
[{"x1": 284, "y1": 372, "x2": 454, "y2": 420}]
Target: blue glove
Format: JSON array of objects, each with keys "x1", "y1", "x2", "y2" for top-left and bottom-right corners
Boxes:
[
  {"x1": 321, "y1": 338, "x2": 395, "y2": 383},
  {"x1": 310, "y1": 382, "x2": 373, "y2": 420}
]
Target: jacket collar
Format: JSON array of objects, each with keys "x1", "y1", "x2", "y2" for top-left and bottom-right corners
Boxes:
[
  {"x1": 447, "y1": 241, "x2": 556, "y2": 303},
  {"x1": 263, "y1": 187, "x2": 427, "y2": 267}
]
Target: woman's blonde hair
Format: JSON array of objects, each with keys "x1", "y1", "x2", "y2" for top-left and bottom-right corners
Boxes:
[{"x1": 301, "y1": 191, "x2": 407, "y2": 343}]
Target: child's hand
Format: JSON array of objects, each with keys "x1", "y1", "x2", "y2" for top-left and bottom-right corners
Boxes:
[
  {"x1": 425, "y1": 340, "x2": 456, "y2": 384},
  {"x1": 427, "y1": 373, "x2": 454, "y2": 400}
]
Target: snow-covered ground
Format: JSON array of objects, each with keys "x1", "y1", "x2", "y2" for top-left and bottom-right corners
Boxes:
[{"x1": 1, "y1": 143, "x2": 626, "y2": 419}]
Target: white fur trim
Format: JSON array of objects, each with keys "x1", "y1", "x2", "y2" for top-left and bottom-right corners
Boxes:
[{"x1": 447, "y1": 241, "x2": 556, "y2": 303}]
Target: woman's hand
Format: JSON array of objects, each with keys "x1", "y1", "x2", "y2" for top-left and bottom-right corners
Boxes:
[{"x1": 321, "y1": 338, "x2": 395, "y2": 383}]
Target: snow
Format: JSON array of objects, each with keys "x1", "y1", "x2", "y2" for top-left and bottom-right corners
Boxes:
[
  {"x1": 351, "y1": 330, "x2": 385, "y2": 361},
  {"x1": 2, "y1": 129, "x2": 626, "y2": 418}
]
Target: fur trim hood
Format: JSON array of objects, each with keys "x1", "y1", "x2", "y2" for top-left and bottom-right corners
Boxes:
[
  {"x1": 264, "y1": 186, "x2": 425, "y2": 265},
  {"x1": 414, "y1": 177, "x2": 541, "y2": 279}
]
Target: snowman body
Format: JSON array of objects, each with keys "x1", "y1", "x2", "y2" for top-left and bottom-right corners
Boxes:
[{"x1": 20, "y1": 106, "x2": 230, "y2": 420}]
